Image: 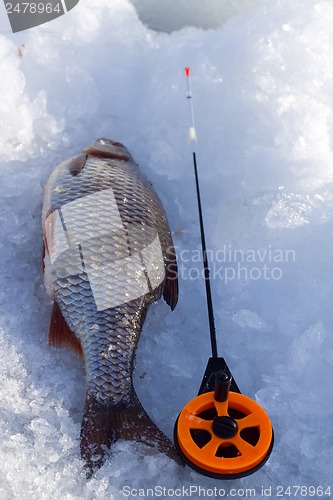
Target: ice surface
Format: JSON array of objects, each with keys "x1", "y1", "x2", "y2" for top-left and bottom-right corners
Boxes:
[
  {"x1": 129, "y1": 0, "x2": 264, "y2": 32},
  {"x1": 1, "y1": 0, "x2": 333, "y2": 497}
]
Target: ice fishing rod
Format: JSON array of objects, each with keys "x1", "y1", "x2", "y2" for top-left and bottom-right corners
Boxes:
[
  {"x1": 184, "y1": 67, "x2": 218, "y2": 359},
  {"x1": 173, "y1": 68, "x2": 274, "y2": 479}
]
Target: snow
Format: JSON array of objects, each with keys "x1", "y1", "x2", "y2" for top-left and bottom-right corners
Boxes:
[{"x1": 1, "y1": 0, "x2": 333, "y2": 497}]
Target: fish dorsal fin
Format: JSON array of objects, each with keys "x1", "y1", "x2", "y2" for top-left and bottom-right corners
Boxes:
[
  {"x1": 49, "y1": 302, "x2": 83, "y2": 356},
  {"x1": 163, "y1": 245, "x2": 178, "y2": 310}
]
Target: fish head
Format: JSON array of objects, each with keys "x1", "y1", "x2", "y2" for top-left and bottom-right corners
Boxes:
[{"x1": 82, "y1": 138, "x2": 131, "y2": 161}]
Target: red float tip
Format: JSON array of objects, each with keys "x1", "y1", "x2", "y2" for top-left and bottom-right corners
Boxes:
[{"x1": 185, "y1": 67, "x2": 190, "y2": 77}]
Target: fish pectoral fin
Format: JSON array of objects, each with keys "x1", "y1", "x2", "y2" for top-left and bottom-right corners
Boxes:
[
  {"x1": 163, "y1": 245, "x2": 179, "y2": 311},
  {"x1": 67, "y1": 153, "x2": 88, "y2": 176},
  {"x1": 48, "y1": 302, "x2": 83, "y2": 357},
  {"x1": 80, "y1": 391, "x2": 183, "y2": 477}
]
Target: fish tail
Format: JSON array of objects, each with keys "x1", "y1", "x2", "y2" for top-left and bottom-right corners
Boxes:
[
  {"x1": 80, "y1": 391, "x2": 182, "y2": 477},
  {"x1": 80, "y1": 395, "x2": 114, "y2": 477}
]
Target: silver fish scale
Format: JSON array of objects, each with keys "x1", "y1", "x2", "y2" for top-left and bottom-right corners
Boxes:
[{"x1": 43, "y1": 152, "x2": 175, "y2": 405}]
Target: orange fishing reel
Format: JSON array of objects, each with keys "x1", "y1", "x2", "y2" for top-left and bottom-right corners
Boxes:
[
  {"x1": 174, "y1": 358, "x2": 274, "y2": 479},
  {"x1": 177, "y1": 67, "x2": 274, "y2": 478}
]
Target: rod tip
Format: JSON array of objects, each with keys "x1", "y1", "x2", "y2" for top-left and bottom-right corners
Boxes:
[{"x1": 185, "y1": 67, "x2": 190, "y2": 77}]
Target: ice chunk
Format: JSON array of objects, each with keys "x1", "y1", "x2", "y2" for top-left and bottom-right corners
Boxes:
[{"x1": 232, "y1": 309, "x2": 268, "y2": 330}]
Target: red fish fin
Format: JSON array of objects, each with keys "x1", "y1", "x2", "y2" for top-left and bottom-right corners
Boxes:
[
  {"x1": 49, "y1": 302, "x2": 83, "y2": 357},
  {"x1": 80, "y1": 391, "x2": 182, "y2": 477},
  {"x1": 163, "y1": 245, "x2": 178, "y2": 310}
]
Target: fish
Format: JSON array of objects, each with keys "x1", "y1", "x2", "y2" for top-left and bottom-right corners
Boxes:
[{"x1": 42, "y1": 138, "x2": 179, "y2": 475}]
